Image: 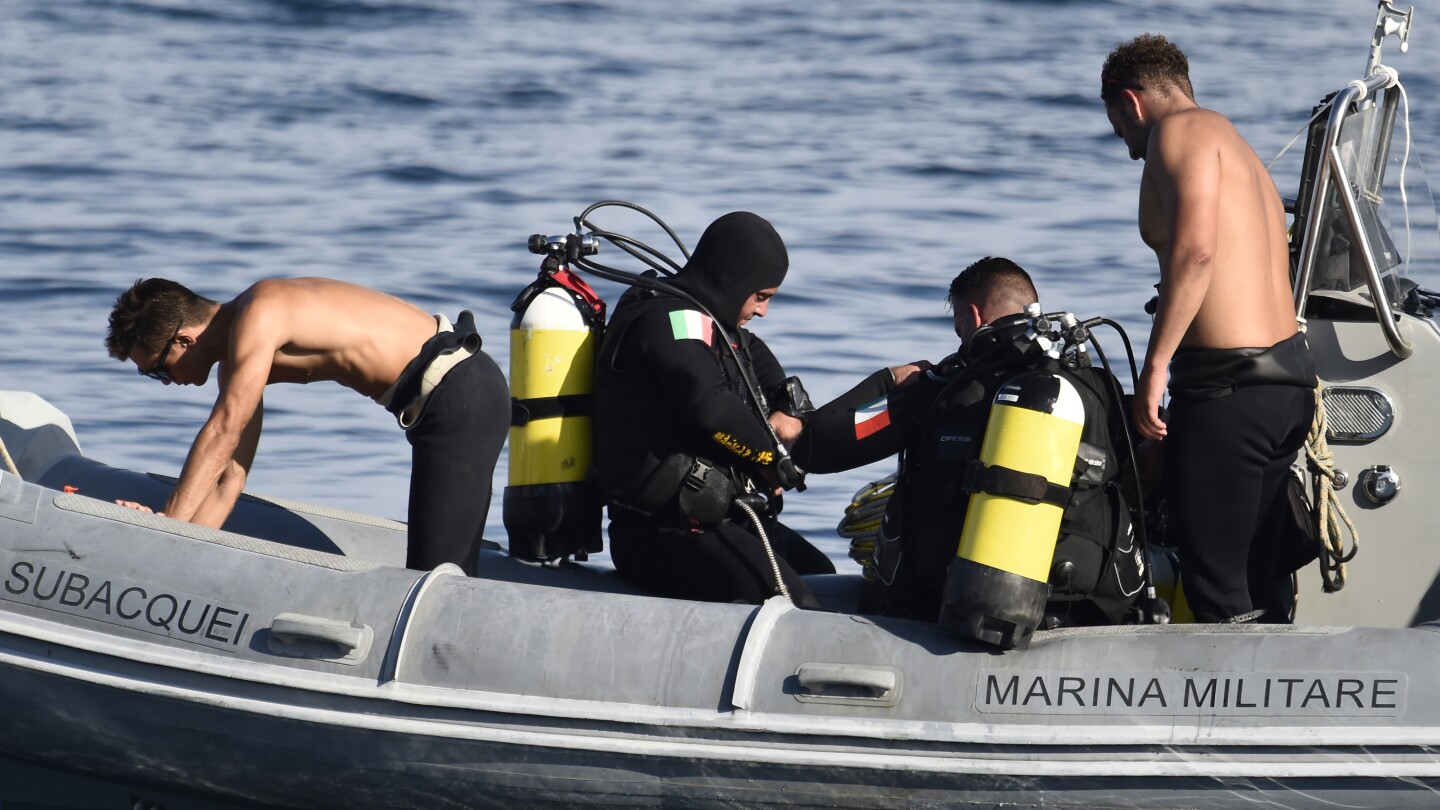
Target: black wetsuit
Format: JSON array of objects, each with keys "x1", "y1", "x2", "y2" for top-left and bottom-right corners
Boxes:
[
  {"x1": 794, "y1": 319, "x2": 1142, "y2": 624},
  {"x1": 1164, "y1": 331, "x2": 1317, "y2": 623},
  {"x1": 594, "y1": 212, "x2": 834, "y2": 608},
  {"x1": 385, "y1": 311, "x2": 510, "y2": 577}
]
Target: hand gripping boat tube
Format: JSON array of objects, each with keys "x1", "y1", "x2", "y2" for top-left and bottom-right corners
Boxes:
[
  {"x1": 940, "y1": 369, "x2": 1086, "y2": 649},
  {"x1": 504, "y1": 257, "x2": 606, "y2": 562}
]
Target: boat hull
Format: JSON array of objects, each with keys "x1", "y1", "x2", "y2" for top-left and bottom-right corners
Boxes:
[{"x1": 3, "y1": 645, "x2": 1438, "y2": 810}]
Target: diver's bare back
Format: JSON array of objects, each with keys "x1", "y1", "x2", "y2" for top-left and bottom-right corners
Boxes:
[
  {"x1": 1139, "y1": 108, "x2": 1296, "y2": 350},
  {"x1": 236, "y1": 278, "x2": 437, "y2": 398}
]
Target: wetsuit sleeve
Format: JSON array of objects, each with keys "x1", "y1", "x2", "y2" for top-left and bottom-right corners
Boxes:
[
  {"x1": 634, "y1": 307, "x2": 782, "y2": 471},
  {"x1": 792, "y1": 368, "x2": 911, "y2": 473}
]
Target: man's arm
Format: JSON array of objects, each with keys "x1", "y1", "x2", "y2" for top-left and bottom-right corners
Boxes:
[
  {"x1": 744, "y1": 333, "x2": 804, "y2": 446},
  {"x1": 1136, "y1": 115, "x2": 1222, "y2": 441},
  {"x1": 791, "y1": 368, "x2": 913, "y2": 473},
  {"x1": 164, "y1": 298, "x2": 280, "y2": 526},
  {"x1": 188, "y1": 401, "x2": 262, "y2": 528}
]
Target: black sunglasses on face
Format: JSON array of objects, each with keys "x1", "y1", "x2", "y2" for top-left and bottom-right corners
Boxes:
[{"x1": 139, "y1": 323, "x2": 182, "y2": 383}]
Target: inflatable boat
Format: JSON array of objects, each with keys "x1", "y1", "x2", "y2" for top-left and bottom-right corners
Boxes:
[{"x1": 2, "y1": 3, "x2": 1439, "y2": 808}]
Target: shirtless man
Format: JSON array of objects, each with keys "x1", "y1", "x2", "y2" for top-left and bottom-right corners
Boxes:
[
  {"x1": 105, "y1": 277, "x2": 509, "y2": 576},
  {"x1": 1102, "y1": 35, "x2": 1316, "y2": 622}
]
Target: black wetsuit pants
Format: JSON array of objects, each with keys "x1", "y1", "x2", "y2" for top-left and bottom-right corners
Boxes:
[
  {"x1": 608, "y1": 508, "x2": 836, "y2": 609},
  {"x1": 1165, "y1": 384, "x2": 1313, "y2": 623},
  {"x1": 404, "y1": 350, "x2": 510, "y2": 576}
]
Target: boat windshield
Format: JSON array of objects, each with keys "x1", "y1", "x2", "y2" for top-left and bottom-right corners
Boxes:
[{"x1": 1300, "y1": 84, "x2": 1440, "y2": 306}]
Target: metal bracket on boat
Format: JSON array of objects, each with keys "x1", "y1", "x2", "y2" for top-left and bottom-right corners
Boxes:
[
  {"x1": 266, "y1": 612, "x2": 374, "y2": 665},
  {"x1": 1359, "y1": 464, "x2": 1402, "y2": 505},
  {"x1": 1367, "y1": 2, "x2": 1414, "y2": 77}
]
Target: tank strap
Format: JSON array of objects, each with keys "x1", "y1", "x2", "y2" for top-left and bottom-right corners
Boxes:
[
  {"x1": 958, "y1": 460, "x2": 1071, "y2": 508},
  {"x1": 511, "y1": 394, "x2": 593, "y2": 427}
]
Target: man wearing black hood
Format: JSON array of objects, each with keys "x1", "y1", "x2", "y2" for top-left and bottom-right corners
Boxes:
[{"x1": 594, "y1": 212, "x2": 835, "y2": 608}]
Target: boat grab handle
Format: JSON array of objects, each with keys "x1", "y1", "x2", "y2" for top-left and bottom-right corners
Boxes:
[
  {"x1": 795, "y1": 663, "x2": 902, "y2": 707},
  {"x1": 268, "y1": 613, "x2": 373, "y2": 665}
]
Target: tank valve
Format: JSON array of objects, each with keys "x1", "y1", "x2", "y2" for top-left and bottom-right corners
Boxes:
[{"x1": 1358, "y1": 464, "x2": 1401, "y2": 504}]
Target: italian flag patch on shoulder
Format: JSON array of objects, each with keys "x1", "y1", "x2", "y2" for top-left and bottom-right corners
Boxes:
[
  {"x1": 669, "y1": 309, "x2": 713, "y2": 346},
  {"x1": 854, "y1": 395, "x2": 891, "y2": 439}
]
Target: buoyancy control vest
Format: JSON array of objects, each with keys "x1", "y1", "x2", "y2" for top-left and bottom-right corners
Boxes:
[{"x1": 594, "y1": 285, "x2": 792, "y2": 528}]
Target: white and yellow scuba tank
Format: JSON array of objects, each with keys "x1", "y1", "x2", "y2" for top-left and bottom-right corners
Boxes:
[
  {"x1": 503, "y1": 235, "x2": 606, "y2": 562},
  {"x1": 939, "y1": 365, "x2": 1087, "y2": 650}
]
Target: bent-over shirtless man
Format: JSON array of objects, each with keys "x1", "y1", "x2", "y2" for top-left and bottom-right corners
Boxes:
[
  {"x1": 1101, "y1": 35, "x2": 1316, "y2": 622},
  {"x1": 105, "y1": 277, "x2": 509, "y2": 576}
]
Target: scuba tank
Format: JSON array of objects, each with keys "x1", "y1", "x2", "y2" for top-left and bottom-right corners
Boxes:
[
  {"x1": 937, "y1": 307, "x2": 1170, "y2": 647},
  {"x1": 503, "y1": 235, "x2": 606, "y2": 562},
  {"x1": 939, "y1": 362, "x2": 1088, "y2": 650}
]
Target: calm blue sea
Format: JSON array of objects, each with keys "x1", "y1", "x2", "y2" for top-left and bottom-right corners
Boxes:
[
  {"x1": 4, "y1": 0, "x2": 1440, "y2": 805},
  {"x1": 4, "y1": 0, "x2": 1440, "y2": 563}
]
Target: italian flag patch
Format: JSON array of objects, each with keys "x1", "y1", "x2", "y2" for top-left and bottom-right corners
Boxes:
[
  {"x1": 854, "y1": 395, "x2": 891, "y2": 440},
  {"x1": 669, "y1": 310, "x2": 713, "y2": 346}
]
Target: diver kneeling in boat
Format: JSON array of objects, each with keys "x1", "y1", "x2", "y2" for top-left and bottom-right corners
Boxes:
[
  {"x1": 104, "y1": 277, "x2": 509, "y2": 576},
  {"x1": 594, "y1": 212, "x2": 835, "y2": 609},
  {"x1": 792, "y1": 258, "x2": 1144, "y2": 625}
]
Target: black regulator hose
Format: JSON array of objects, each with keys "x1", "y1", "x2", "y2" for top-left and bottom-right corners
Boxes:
[
  {"x1": 1082, "y1": 323, "x2": 1168, "y2": 625},
  {"x1": 576, "y1": 200, "x2": 690, "y2": 271},
  {"x1": 1084, "y1": 317, "x2": 1141, "y2": 391}
]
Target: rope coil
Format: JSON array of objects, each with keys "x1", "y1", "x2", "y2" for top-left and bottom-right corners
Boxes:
[
  {"x1": 836, "y1": 473, "x2": 897, "y2": 580},
  {"x1": 1304, "y1": 380, "x2": 1360, "y2": 592}
]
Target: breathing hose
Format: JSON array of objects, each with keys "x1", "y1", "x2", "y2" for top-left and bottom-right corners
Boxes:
[
  {"x1": 733, "y1": 495, "x2": 792, "y2": 600},
  {"x1": 1077, "y1": 321, "x2": 1167, "y2": 623}
]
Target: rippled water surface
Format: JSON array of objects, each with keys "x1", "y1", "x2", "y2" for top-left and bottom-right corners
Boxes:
[{"x1": 5, "y1": 0, "x2": 1440, "y2": 562}]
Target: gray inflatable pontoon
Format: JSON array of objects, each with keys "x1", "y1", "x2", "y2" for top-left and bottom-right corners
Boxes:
[{"x1": 2, "y1": 4, "x2": 1439, "y2": 808}]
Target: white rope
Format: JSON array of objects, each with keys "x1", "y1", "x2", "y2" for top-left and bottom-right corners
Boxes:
[
  {"x1": 1396, "y1": 80, "x2": 1413, "y2": 269},
  {"x1": 1266, "y1": 97, "x2": 1335, "y2": 171}
]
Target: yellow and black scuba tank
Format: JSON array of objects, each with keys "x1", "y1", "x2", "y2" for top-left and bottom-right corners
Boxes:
[
  {"x1": 503, "y1": 235, "x2": 606, "y2": 562},
  {"x1": 939, "y1": 364, "x2": 1086, "y2": 649}
]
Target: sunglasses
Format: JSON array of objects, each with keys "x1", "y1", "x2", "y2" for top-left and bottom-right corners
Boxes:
[{"x1": 139, "y1": 322, "x2": 182, "y2": 383}]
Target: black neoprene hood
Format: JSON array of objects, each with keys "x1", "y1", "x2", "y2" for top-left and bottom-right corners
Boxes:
[{"x1": 669, "y1": 211, "x2": 789, "y2": 328}]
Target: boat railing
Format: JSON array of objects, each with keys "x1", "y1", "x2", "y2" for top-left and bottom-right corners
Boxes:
[{"x1": 1292, "y1": 1, "x2": 1415, "y2": 359}]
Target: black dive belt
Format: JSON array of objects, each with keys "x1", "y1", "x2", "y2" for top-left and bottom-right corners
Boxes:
[
  {"x1": 511, "y1": 394, "x2": 593, "y2": 426},
  {"x1": 959, "y1": 460, "x2": 1071, "y2": 508}
]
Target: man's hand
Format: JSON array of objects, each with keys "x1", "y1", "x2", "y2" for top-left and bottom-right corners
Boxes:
[
  {"x1": 772, "y1": 457, "x2": 806, "y2": 490},
  {"x1": 768, "y1": 411, "x2": 804, "y2": 448},
  {"x1": 1133, "y1": 366, "x2": 1169, "y2": 441},
  {"x1": 890, "y1": 360, "x2": 933, "y2": 387},
  {"x1": 115, "y1": 500, "x2": 165, "y2": 516}
]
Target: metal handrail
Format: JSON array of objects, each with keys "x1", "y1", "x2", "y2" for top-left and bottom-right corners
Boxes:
[{"x1": 1291, "y1": 70, "x2": 1413, "y2": 359}]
